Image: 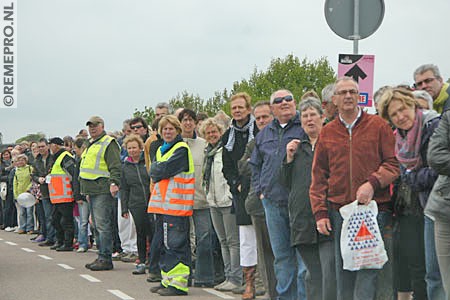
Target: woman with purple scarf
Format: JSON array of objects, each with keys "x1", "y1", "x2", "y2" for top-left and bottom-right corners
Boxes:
[{"x1": 379, "y1": 87, "x2": 442, "y2": 300}]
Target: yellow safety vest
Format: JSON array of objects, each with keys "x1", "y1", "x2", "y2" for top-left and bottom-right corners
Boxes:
[
  {"x1": 49, "y1": 151, "x2": 74, "y2": 204},
  {"x1": 148, "y1": 141, "x2": 195, "y2": 217},
  {"x1": 79, "y1": 135, "x2": 113, "y2": 180}
]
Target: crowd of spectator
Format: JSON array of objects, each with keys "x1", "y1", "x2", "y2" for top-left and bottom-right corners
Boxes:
[{"x1": 1, "y1": 63, "x2": 450, "y2": 300}]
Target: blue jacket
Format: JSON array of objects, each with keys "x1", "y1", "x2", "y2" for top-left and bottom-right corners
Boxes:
[{"x1": 250, "y1": 112, "x2": 304, "y2": 205}]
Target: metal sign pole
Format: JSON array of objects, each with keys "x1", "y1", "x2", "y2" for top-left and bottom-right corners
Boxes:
[{"x1": 353, "y1": 0, "x2": 360, "y2": 54}]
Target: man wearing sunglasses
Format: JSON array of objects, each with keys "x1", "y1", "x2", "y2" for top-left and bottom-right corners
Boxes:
[
  {"x1": 414, "y1": 64, "x2": 450, "y2": 114},
  {"x1": 250, "y1": 89, "x2": 307, "y2": 300},
  {"x1": 130, "y1": 117, "x2": 150, "y2": 143}
]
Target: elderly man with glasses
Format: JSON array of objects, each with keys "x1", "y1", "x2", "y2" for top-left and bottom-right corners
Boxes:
[
  {"x1": 414, "y1": 64, "x2": 450, "y2": 114},
  {"x1": 310, "y1": 77, "x2": 399, "y2": 300}
]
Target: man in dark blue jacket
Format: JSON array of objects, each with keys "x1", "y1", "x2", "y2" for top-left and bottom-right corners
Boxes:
[{"x1": 250, "y1": 89, "x2": 306, "y2": 300}]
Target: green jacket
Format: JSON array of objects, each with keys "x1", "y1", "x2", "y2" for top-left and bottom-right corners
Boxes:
[
  {"x1": 79, "y1": 132, "x2": 121, "y2": 195},
  {"x1": 14, "y1": 165, "x2": 33, "y2": 199}
]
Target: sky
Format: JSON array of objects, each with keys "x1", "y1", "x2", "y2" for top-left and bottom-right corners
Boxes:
[{"x1": 1, "y1": 0, "x2": 449, "y2": 143}]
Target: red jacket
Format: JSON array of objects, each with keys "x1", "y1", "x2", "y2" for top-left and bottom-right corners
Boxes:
[{"x1": 310, "y1": 111, "x2": 399, "y2": 222}]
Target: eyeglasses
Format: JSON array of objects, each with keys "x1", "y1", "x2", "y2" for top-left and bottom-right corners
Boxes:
[
  {"x1": 272, "y1": 95, "x2": 294, "y2": 104},
  {"x1": 414, "y1": 77, "x2": 436, "y2": 88},
  {"x1": 130, "y1": 125, "x2": 144, "y2": 130},
  {"x1": 334, "y1": 89, "x2": 359, "y2": 96}
]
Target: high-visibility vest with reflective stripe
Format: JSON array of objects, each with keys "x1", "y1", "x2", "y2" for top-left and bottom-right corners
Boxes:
[
  {"x1": 148, "y1": 142, "x2": 195, "y2": 217},
  {"x1": 49, "y1": 151, "x2": 74, "y2": 204},
  {"x1": 79, "y1": 135, "x2": 114, "y2": 180}
]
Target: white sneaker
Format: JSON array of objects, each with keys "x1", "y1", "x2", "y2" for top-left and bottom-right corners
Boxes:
[
  {"x1": 77, "y1": 247, "x2": 87, "y2": 253},
  {"x1": 13, "y1": 227, "x2": 19, "y2": 233},
  {"x1": 215, "y1": 281, "x2": 238, "y2": 291},
  {"x1": 4, "y1": 226, "x2": 13, "y2": 232},
  {"x1": 214, "y1": 280, "x2": 228, "y2": 290}
]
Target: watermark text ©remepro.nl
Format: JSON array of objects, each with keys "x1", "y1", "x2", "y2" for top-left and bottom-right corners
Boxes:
[{"x1": 1, "y1": 1, "x2": 15, "y2": 108}]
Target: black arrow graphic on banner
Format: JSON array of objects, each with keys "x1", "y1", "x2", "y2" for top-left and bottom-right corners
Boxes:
[{"x1": 345, "y1": 64, "x2": 367, "y2": 83}]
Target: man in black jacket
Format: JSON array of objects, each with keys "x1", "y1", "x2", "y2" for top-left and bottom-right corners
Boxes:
[{"x1": 32, "y1": 138, "x2": 56, "y2": 247}]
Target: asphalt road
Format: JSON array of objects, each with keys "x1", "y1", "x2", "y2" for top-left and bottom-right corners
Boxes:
[{"x1": 0, "y1": 230, "x2": 239, "y2": 300}]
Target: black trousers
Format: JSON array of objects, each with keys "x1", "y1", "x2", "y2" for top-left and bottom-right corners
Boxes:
[
  {"x1": 129, "y1": 207, "x2": 154, "y2": 263},
  {"x1": 394, "y1": 214, "x2": 427, "y2": 300},
  {"x1": 52, "y1": 202, "x2": 74, "y2": 247}
]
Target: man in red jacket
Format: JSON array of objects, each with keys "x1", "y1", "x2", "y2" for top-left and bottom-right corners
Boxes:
[{"x1": 310, "y1": 77, "x2": 399, "y2": 300}]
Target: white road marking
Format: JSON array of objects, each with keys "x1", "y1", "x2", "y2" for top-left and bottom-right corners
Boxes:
[
  {"x1": 80, "y1": 274, "x2": 101, "y2": 282},
  {"x1": 57, "y1": 263, "x2": 74, "y2": 270},
  {"x1": 5, "y1": 241, "x2": 17, "y2": 245},
  {"x1": 0, "y1": 238, "x2": 3, "y2": 240},
  {"x1": 107, "y1": 290, "x2": 135, "y2": 300},
  {"x1": 21, "y1": 247, "x2": 35, "y2": 253},
  {"x1": 38, "y1": 255, "x2": 53, "y2": 260},
  {"x1": 203, "y1": 288, "x2": 235, "y2": 299}
]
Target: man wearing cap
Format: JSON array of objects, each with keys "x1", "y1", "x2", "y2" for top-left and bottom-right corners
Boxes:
[
  {"x1": 80, "y1": 116, "x2": 121, "y2": 271},
  {"x1": 47, "y1": 137, "x2": 80, "y2": 251},
  {"x1": 414, "y1": 64, "x2": 450, "y2": 113}
]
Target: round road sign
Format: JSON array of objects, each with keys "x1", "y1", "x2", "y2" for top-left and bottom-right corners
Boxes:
[{"x1": 325, "y1": 0, "x2": 385, "y2": 40}]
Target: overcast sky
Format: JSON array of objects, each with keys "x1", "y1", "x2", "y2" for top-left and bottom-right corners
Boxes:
[{"x1": 1, "y1": 0, "x2": 449, "y2": 143}]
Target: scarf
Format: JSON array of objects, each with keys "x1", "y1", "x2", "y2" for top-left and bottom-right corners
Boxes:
[
  {"x1": 433, "y1": 82, "x2": 449, "y2": 114},
  {"x1": 202, "y1": 141, "x2": 223, "y2": 195},
  {"x1": 160, "y1": 140, "x2": 175, "y2": 155},
  {"x1": 224, "y1": 114, "x2": 255, "y2": 151},
  {"x1": 395, "y1": 109, "x2": 423, "y2": 170}
]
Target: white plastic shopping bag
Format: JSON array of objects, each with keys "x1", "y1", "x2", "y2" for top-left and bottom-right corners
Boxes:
[{"x1": 339, "y1": 200, "x2": 388, "y2": 271}]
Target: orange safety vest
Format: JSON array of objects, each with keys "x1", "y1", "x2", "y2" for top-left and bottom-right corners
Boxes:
[
  {"x1": 49, "y1": 151, "x2": 74, "y2": 204},
  {"x1": 148, "y1": 141, "x2": 195, "y2": 217}
]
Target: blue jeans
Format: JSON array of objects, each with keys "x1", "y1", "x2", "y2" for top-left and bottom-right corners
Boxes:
[
  {"x1": 19, "y1": 205, "x2": 34, "y2": 232},
  {"x1": 329, "y1": 208, "x2": 392, "y2": 300},
  {"x1": 89, "y1": 193, "x2": 114, "y2": 263},
  {"x1": 425, "y1": 215, "x2": 446, "y2": 300},
  {"x1": 41, "y1": 198, "x2": 55, "y2": 243},
  {"x1": 192, "y1": 208, "x2": 215, "y2": 284},
  {"x1": 77, "y1": 201, "x2": 90, "y2": 249},
  {"x1": 262, "y1": 198, "x2": 306, "y2": 300},
  {"x1": 148, "y1": 214, "x2": 162, "y2": 274}
]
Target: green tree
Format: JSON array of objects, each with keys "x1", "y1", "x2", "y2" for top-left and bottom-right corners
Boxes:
[
  {"x1": 133, "y1": 55, "x2": 336, "y2": 121},
  {"x1": 15, "y1": 132, "x2": 46, "y2": 144},
  {"x1": 133, "y1": 106, "x2": 155, "y2": 125},
  {"x1": 169, "y1": 91, "x2": 204, "y2": 113},
  {"x1": 231, "y1": 54, "x2": 336, "y2": 103}
]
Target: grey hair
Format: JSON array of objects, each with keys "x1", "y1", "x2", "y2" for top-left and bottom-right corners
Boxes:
[
  {"x1": 269, "y1": 89, "x2": 294, "y2": 105},
  {"x1": 373, "y1": 85, "x2": 392, "y2": 105},
  {"x1": 412, "y1": 90, "x2": 434, "y2": 110},
  {"x1": 298, "y1": 97, "x2": 323, "y2": 116},
  {"x1": 414, "y1": 64, "x2": 442, "y2": 80},
  {"x1": 122, "y1": 119, "x2": 131, "y2": 127},
  {"x1": 155, "y1": 102, "x2": 172, "y2": 113},
  {"x1": 333, "y1": 76, "x2": 359, "y2": 94},
  {"x1": 321, "y1": 84, "x2": 335, "y2": 103}
]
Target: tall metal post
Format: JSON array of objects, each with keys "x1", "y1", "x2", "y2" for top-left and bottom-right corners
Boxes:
[{"x1": 353, "y1": 0, "x2": 360, "y2": 54}]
